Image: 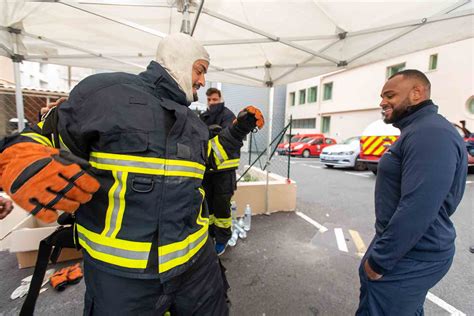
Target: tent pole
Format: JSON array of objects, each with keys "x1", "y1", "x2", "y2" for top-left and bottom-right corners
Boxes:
[
  {"x1": 10, "y1": 31, "x2": 25, "y2": 131},
  {"x1": 265, "y1": 85, "x2": 274, "y2": 214}
]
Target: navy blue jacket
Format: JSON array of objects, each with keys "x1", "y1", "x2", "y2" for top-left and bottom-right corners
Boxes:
[{"x1": 368, "y1": 100, "x2": 467, "y2": 275}]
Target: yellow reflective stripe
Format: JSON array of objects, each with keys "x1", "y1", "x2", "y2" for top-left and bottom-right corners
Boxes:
[
  {"x1": 77, "y1": 224, "x2": 151, "y2": 251},
  {"x1": 210, "y1": 136, "x2": 229, "y2": 165},
  {"x1": 216, "y1": 158, "x2": 240, "y2": 170},
  {"x1": 102, "y1": 171, "x2": 120, "y2": 236},
  {"x1": 76, "y1": 224, "x2": 151, "y2": 269},
  {"x1": 158, "y1": 187, "x2": 209, "y2": 273},
  {"x1": 59, "y1": 135, "x2": 70, "y2": 151},
  {"x1": 211, "y1": 215, "x2": 232, "y2": 229},
  {"x1": 159, "y1": 228, "x2": 208, "y2": 273},
  {"x1": 111, "y1": 171, "x2": 128, "y2": 238},
  {"x1": 37, "y1": 121, "x2": 45, "y2": 129},
  {"x1": 89, "y1": 152, "x2": 205, "y2": 179},
  {"x1": 21, "y1": 133, "x2": 53, "y2": 147},
  {"x1": 209, "y1": 214, "x2": 215, "y2": 225},
  {"x1": 102, "y1": 171, "x2": 128, "y2": 238}
]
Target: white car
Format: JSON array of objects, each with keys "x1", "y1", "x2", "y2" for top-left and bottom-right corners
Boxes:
[{"x1": 320, "y1": 137, "x2": 367, "y2": 171}]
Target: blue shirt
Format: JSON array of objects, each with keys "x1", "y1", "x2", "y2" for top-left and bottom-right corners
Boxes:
[{"x1": 368, "y1": 100, "x2": 467, "y2": 275}]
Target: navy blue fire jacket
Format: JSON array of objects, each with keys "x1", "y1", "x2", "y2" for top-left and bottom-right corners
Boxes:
[{"x1": 368, "y1": 100, "x2": 467, "y2": 275}]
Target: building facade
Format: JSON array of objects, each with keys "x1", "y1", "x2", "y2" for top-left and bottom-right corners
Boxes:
[{"x1": 285, "y1": 38, "x2": 474, "y2": 141}]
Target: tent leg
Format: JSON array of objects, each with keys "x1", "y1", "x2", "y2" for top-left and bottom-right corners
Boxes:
[
  {"x1": 12, "y1": 32, "x2": 25, "y2": 131},
  {"x1": 265, "y1": 86, "x2": 274, "y2": 214}
]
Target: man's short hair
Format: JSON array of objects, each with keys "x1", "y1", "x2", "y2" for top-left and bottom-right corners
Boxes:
[
  {"x1": 389, "y1": 69, "x2": 431, "y2": 90},
  {"x1": 206, "y1": 88, "x2": 221, "y2": 98}
]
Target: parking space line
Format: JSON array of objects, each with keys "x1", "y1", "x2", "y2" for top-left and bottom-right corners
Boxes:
[
  {"x1": 349, "y1": 230, "x2": 367, "y2": 257},
  {"x1": 334, "y1": 228, "x2": 348, "y2": 252},
  {"x1": 426, "y1": 292, "x2": 466, "y2": 316},
  {"x1": 345, "y1": 172, "x2": 370, "y2": 178},
  {"x1": 295, "y1": 211, "x2": 328, "y2": 232},
  {"x1": 308, "y1": 165, "x2": 322, "y2": 169},
  {"x1": 466, "y1": 181, "x2": 473, "y2": 184}
]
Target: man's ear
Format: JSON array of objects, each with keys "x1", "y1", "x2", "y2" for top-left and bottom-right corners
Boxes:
[{"x1": 410, "y1": 84, "x2": 423, "y2": 103}]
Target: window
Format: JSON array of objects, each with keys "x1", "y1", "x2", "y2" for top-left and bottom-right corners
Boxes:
[
  {"x1": 307, "y1": 86, "x2": 318, "y2": 103},
  {"x1": 321, "y1": 116, "x2": 331, "y2": 133},
  {"x1": 289, "y1": 92, "x2": 295, "y2": 106},
  {"x1": 292, "y1": 118, "x2": 316, "y2": 129},
  {"x1": 325, "y1": 138, "x2": 334, "y2": 144},
  {"x1": 467, "y1": 97, "x2": 474, "y2": 115},
  {"x1": 299, "y1": 89, "x2": 306, "y2": 105},
  {"x1": 323, "y1": 82, "x2": 333, "y2": 101},
  {"x1": 386, "y1": 63, "x2": 406, "y2": 78},
  {"x1": 429, "y1": 54, "x2": 438, "y2": 70}
]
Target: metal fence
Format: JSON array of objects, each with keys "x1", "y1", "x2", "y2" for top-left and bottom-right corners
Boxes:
[
  {"x1": 237, "y1": 118, "x2": 293, "y2": 182},
  {"x1": 0, "y1": 85, "x2": 67, "y2": 138}
]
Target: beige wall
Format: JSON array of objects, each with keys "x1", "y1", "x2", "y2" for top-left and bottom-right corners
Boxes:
[{"x1": 0, "y1": 57, "x2": 14, "y2": 84}]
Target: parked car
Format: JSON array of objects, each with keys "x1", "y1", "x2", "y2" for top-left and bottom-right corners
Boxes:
[
  {"x1": 320, "y1": 136, "x2": 367, "y2": 170},
  {"x1": 287, "y1": 135, "x2": 337, "y2": 158},
  {"x1": 453, "y1": 121, "x2": 474, "y2": 173},
  {"x1": 277, "y1": 133, "x2": 324, "y2": 155}
]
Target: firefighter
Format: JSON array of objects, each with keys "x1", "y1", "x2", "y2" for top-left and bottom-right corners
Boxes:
[
  {"x1": 200, "y1": 88, "x2": 238, "y2": 255},
  {"x1": 0, "y1": 33, "x2": 264, "y2": 315}
]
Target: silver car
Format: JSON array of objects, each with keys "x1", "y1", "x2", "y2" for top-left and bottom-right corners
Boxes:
[{"x1": 320, "y1": 137, "x2": 367, "y2": 171}]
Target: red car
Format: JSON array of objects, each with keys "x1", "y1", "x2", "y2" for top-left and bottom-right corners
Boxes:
[
  {"x1": 277, "y1": 133, "x2": 323, "y2": 155},
  {"x1": 288, "y1": 135, "x2": 337, "y2": 158}
]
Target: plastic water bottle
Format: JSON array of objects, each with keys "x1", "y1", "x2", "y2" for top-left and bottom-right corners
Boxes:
[
  {"x1": 243, "y1": 204, "x2": 252, "y2": 231},
  {"x1": 231, "y1": 201, "x2": 237, "y2": 222},
  {"x1": 228, "y1": 229, "x2": 238, "y2": 247},
  {"x1": 234, "y1": 222, "x2": 247, "y2": 239}
]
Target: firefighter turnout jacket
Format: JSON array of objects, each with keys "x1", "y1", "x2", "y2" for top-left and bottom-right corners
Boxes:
[{"x1": 0, "y1": 61, "x2": 244, "y2": 282}]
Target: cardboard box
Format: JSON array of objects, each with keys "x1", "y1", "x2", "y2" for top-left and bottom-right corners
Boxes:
[
  {"x1": 16, "y1": 248, "x2": 82, "y2": 269},
  {"x1": 7, "y1": 212, "x2": 82, "y2": 269},
  {"x1": 0, "y1": 192, "x2": 30, "y2": 251}
]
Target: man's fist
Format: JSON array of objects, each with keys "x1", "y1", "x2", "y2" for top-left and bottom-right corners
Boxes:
[{"x1": 230, "y1": 105, "x2": 265, "y2": 140}]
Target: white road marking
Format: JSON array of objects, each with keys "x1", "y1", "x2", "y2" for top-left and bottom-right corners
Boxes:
[
  {"x1": 349, "y1": 230, "x2": 367, "y2": 258},
  {"x1": 295, "y1": 211, "x2": 328, "y2": 233},
  {"x1": 301, "y1": 164, "x2": 322, "y2": 169},
  {"x1": 334, "y1": 228, "x2": 348, "y2": 252},
  {"x1": 466, "y1": 181, "x2": 473, "y2": 184},
  {"x1": 426, "y1": 292, "x2": 466, "y2": 316},
  {"x1": 345, "y1": 172, "x2": 370, "y2": 178}
]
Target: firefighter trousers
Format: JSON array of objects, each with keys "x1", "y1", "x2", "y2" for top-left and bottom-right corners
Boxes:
[
  {"x1": 202, "y1": 171, "x2": 236, "y2": 244},
  {"x1": 82, "y1": 239, "x2": 229, "y2": 316}
]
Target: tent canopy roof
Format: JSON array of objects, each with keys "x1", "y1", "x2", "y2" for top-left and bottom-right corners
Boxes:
[{"x1": 1, "y1": 0, "x2": 473, "y2": 87}]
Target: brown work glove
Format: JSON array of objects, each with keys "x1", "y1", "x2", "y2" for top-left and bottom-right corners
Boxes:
[
  {"x1": 0, "y1": 143, "x2": 100, "y2": 223},
  {"x1": 230, "y1": 106, "x2": 265, "y2": 140}
]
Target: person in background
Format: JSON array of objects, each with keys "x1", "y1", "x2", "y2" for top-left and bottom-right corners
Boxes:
[{"x1": 200, "y1": 88, "x2": 237, "y2": 256}]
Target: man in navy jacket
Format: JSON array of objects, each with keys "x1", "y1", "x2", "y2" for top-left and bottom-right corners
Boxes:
[{"x1": 356, "y1": 69, "x2": 467, "y2": 315}]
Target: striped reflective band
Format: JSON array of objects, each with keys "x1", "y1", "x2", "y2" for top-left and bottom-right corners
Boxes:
[
  {"x1": 21, "y1": 132, "x2": 53, "y2": 147},
  {"x1": 89, "y1": 152, "x2": 205, "y2": 179},
  {"x1": 209, "y1": 136, "x2": 228, "y2": 165},
  {"x1": 76, "y1": 224, "x2": 151, "y2": 269},
  {"x1": 158, "y1": 187, "x2": 209, "y2": 273},
  {"x1": 209, "y1": 215, "x2": 232, "y2": 229},
  {"x1": 216, "y1": 158, "x2": 240, "y2": 170},
  {"x1": 102, "y1": 171, "x2": 128, "y2": 238}
]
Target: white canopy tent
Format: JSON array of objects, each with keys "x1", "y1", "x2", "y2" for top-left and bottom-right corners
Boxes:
[{"x1": 1, "y1": 0, "x2": 473, "y2": 130}]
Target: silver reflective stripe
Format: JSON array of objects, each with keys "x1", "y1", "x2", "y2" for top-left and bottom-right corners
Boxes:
[
  {"x1": 210, "y1": 138, "x2": 224, "y2": 163},
  {"x1": 77, "y1": 231, "x2": 150, "y2": 261},
  {"x1": 90, "y1": 157, "x2": 204, "y2": 176},
  {"x1": 160, "y1": 231, "x2": 208, "y2": 264},
  {"x1": 106, "y1": 171, "x2": 124, "y2": 237}
]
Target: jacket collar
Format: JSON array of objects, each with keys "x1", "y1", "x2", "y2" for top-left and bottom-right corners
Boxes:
[
  {"x1": 139, "y1": 61, "x2": 189, "y2": 106},
  {"x1": 393, "y1": 99, "x2": 438, "y2": 129}
]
